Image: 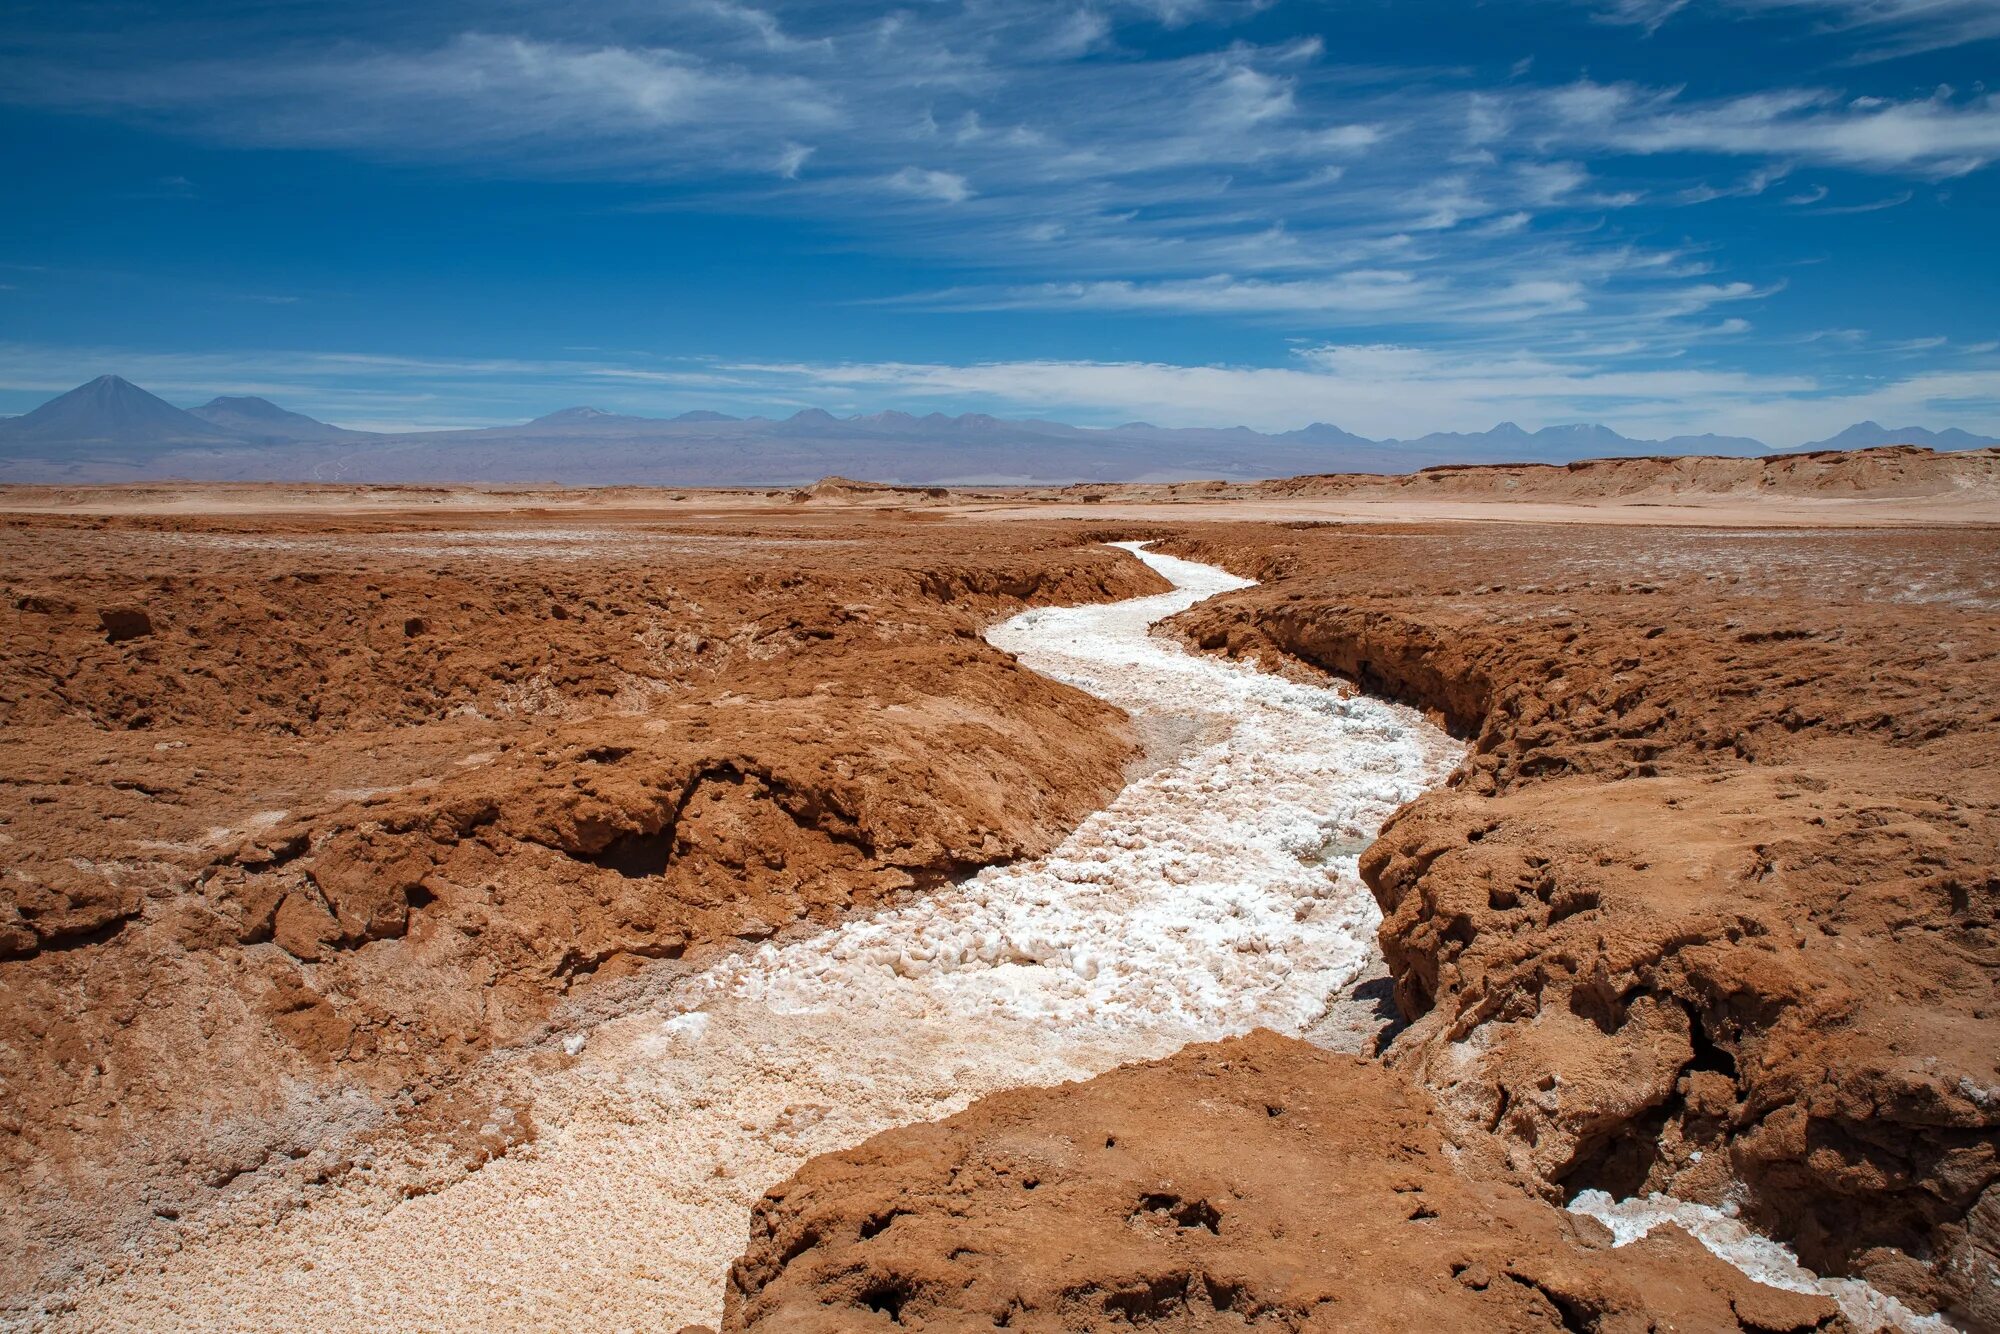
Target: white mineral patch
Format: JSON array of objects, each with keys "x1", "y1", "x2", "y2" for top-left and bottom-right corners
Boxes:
[
  {"x1": 58, "y1": 544, "x2": 1936, "y2": 1332},
  {"x1": 56, "y1": 543, "x2": 1463, "y2": 1331},
  {"x1": 1569, "y1": 1190, "x2": 1954, "y2": 1333},
  {"x1": 696, "y1": 543, "x2": 1452, "y2": 1042}
]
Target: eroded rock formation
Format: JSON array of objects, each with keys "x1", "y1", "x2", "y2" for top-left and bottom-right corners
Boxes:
[
  {"x1": 1165, "y1": 523, "x2": 2000, "y2": 1323},
  {"x1": 725, "y1": 1032, "x2": 1846, "y2": 1332},
  {"x1": 0, "y1": 514, "x2": 1161, "y2": 1310},
  {"x1": 1261, "y1": 444, "x2": 2000, "y2": 504}
]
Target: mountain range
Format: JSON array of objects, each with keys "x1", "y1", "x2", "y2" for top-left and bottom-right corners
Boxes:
[{"x1": 1, "y1": 375, "x2": 1994, "y2": 486}]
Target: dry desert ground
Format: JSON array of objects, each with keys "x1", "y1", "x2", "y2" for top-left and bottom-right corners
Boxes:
[{"x1": 2, "y1": 448, "x2": 1997, "y2": 1331}]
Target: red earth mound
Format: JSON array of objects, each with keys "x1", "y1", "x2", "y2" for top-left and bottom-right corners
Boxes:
[
  {"x1": 0, "y1": 513, "x2": 1161, "y2": 1310},
  {"x1": 725, "y1": 1032, "x2": 1847, "y2": 1332},
  {"x1": 1161, "y1": 522, "x2": 2000, "y2": 1324}
]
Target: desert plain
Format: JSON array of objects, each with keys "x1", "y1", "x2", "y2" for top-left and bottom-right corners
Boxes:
[{"x1": 2, "y1": 446, "x2": 1997, "y2": 1332}]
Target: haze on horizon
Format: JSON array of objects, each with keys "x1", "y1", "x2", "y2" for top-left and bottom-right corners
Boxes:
[{"x1": 2, "y1": 0, "x2": 1997, "y2": 449}]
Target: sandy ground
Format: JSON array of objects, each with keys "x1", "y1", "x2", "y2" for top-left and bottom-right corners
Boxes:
[{"x1": 960, "y1": 494, "x2": 2000, "y2": 525}]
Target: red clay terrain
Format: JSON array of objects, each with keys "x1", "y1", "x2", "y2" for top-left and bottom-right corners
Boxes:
[
  {"x1": 0, "y1": 512, "x2": 1159, "y2": 1310},
  {"x1": 726, "y1": 1032, "x2": 1848, "y2": 1332},
  {"x1": 1260, "y1": 443, "x2": 2000, "y2": 502},
  {"x1": 2, "y1": 450, "x2": 1996, "y2": 1330},
  {"x1": 711, "y1": 518, "x2": 1997, "y2": 1333},
  {"x1": 1173, "y1": 524, "x2": 1994, "y2": 1325}
]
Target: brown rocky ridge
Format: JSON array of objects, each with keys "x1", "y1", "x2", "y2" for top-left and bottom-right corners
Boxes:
[
  {"x1": 788, "y1": 476, "x2": 953, "y2": 506},
  {"x1": 727, "y1": 1031, "x2": 1848, "y2": 1332},
  {"x1": 1161, "y1": 522, "x2": 2000, "y2": 1324},
  {"x1": 0, "y1": 512, "x2": 1160, "y2": 1312},
  {"x1": 1258, "y1": 444, "x2": 2000, "y2": 503},
  {"x1": 725, "y1": 518, "x2": 1997, "y2": 1330},
  {"x1": 2, "y1": 459, "x2": 1996, "y2": 1329}
]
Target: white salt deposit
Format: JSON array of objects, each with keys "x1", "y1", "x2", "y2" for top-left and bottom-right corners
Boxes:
[
  {"x1": 59, "y1": 543, "x2": 1942, "y2": 1331},
  {"x1": 1569, "y1": 1190, "x2": 1955, "y2": 1333},
  {"x1": 694, "y1": 542, "x2": 1453, "y2": 1042},
  {"x1": 67, "y1": 542, "x2": 1468, "y2": 1331}
]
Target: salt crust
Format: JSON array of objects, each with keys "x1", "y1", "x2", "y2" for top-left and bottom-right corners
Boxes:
[
  {"x1": 64, "y1": 544, "x2": 1461, "y2": 1329},
  {"x1": 74, "y1": 545, "x2": 1907, "y2": 1331},
  {"x1": 1570, "y1": 1190, "x2": 1953, "y2": 1332}
]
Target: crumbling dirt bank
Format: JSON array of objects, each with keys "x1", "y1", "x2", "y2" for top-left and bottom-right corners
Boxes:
[
  {"x1": 0, "y1": 514, "x2": 1161, "y2": 1312},
  {"x1": 1157, "y1": 523, "x2": 2000, "y2": 1324},
  {"x1": 722, "y1": 521, "x2": 1996, "y2": 1330},
  {"x1": 724, "y1": 1032, "x2": 1850, "y2": 1332},
  {"x1": 9, "y1": 503, "x2": 1997, "y2": 1328}
]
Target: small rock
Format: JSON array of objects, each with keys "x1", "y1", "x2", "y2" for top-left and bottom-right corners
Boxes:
[{"x1": 99, "y1": 607, "x2": 154, "y2": 642}]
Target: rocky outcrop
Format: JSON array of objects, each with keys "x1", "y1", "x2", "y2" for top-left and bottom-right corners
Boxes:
[
  {"x1": 725, "y1": 1032, "x2": 1846, "y2": 1332},
  {"x1": 1165, "y1": 522, "x2": 2000, "y2": 1324},
  {"x1": 787, "y1": 476, "x2": 950, "y2": 505},
  {"x1": 0, "y1": 515, "x2": 1163, "y2": 1312},
  {"x1": 1259, "y1": 445, "x2": 2000, "y2": 503}
]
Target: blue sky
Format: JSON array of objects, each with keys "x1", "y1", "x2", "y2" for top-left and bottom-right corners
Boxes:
[{"x1": 1, "y1": 0, "x2": 1996, "y2": 444}]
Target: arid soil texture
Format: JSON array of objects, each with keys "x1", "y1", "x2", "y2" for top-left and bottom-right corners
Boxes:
[
  {"x1": 4, "y1": 444, "x2": 1997, "y2": 527},
  {"x1": 1154, "y1": 521, "x2": 2000, "y2": 1324},
  {"x1": 2, "y1": 459, "x2": 1996, "y2": 1330},
  {"x1": 0, "y1": 511, "x2": 1160, "y2": 1313},
  {"x1": 729, "y1": 1032, "x2": 1854, "y2": 1332},
  {"x1": 705, "y1": 519, "x2": 1998, "y2": 1333}
]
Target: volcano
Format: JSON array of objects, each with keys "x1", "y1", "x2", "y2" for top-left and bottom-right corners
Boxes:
[{"x1": 0, "y1": 375, "x2": 238, "y2": 452}]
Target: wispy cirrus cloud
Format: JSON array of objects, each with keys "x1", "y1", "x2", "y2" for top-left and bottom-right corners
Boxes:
[
  {"x1": 1536, "y1": 81, "x2": 2000, "y2": 176},
  {"x1": 0, "y1": 0, "x2": 1993, "y2": 419},
  {"x1": 1583, "y1": 0, "x2": 2000, "y2": 59},
  {"x1": 715, "y1": 342, "x2": 2000, "y2": 444},
  {"x1": 3, "y1": 5, "x2": 1709, "y2": 342},
  {"x1": 884, "y1": 166, "x2": 974, "y2": 203},
  {"x1": 10, "y1": 31, "x2": 838, "y2": 171}
]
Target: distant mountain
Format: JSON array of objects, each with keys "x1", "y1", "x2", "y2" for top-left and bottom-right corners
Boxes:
[
  {"x1": 1801, "y1": 421, "x2": 2000, "y2": 451},
  {"x1": 188, "y1": 395, "x2": 372, "y2": 443},
  {"x1": 0, "y1": 379, "x2": 375, "y2": 459},
  {"x1": 1277, "y1": 422, "x2": 1376, "y2": 448},
  {"x1": 1385, "y1": 422, "x2": 1767, "y2": 461},
  {"x1": 522, "y1": 406, "x2": 680, "y2": 431},
  {"x1": 0, "y1": 375, "x2": 238, "y2": 451},
  {"x1": 1, "y1": 375, "x2": 1994, "y2": 486}
]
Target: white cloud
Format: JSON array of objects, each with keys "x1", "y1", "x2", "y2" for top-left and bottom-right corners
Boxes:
[
  {"x1": 1540, "y1": 80, "x2": 2000, "y2": 176},
  {"x1": 1044, "y1": 9, "x2": 1114, "y2": 57},
  {"x1": 733, "y1": 345, "x2": 2000, "y2": 445},
  {"x1": 1641, "y1": 95, "x2": 2000, "y2": 175},
  {"x1": 9, "y1": 32, "x2": 838, "y2": 173},
  {"x1": 885, "y1": 166, "x2": 972, "y2": 202},
  {"x1": 775, "y1": 142, "x2": 814, "y2": 178},
  {"x1": 0, "y1": 0, "x2": 1990, "y2": 421},
  {"x1": 1517, "y1": 160, "x2": 1589, "y2": 204},
  {"x1": 1805, "y1": 187, "x2": 1914, "y2": 213},
  {"x1": 1585, "y1": 0, "x2": 2000, "y2": 59},
  {"x1": 1587, "y1": 0, "x2": 1690, "y2": 34},
  {"x1": 918, "y1": 271, "x2": 1435, "y2": 315},
  {"x1": 684, "y1": 0, "x2": 831, "y2": 53},
  {"x1": 5, "y1": 338, "x2": 1995, "y2": 446},
  {"x1": 1115, "y1": 0, "x2": 1275, "y2": 27}
]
